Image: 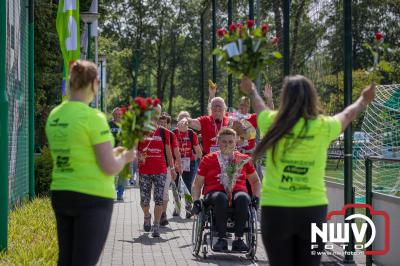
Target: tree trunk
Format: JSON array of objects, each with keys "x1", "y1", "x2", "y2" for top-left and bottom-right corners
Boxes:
[
  {"x1": 168, "y1": 32, "x2": 178, "y2": 115},
  {"x1": 156, "y1": 16, "x2": 164, "y2": 101},
  {"x1": 290, "y1": 0, "x2": 306, "y2": 73}
]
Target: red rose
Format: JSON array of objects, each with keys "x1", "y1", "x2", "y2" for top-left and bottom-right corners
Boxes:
[
  {"x1": 120, "y1": 106, "x2": 127, "y2": 114},
  {"x1": 216, "y1": 28, "x2": 227, "y2": 38},
  {"x1": 375, "y1": 32, "x2": 383, "y2": 41},
  {"x1": 271, "y1": 36, "x2": 280, "y2": 45},
  {"x1": 261, "y1": 24, "x2": 269, "y2": 34},
  {"x1": 134, "y1": 97, "x2": 147, "y2": 111},
  {"x1": 247, "y1": 19, "x2": 254, "y2": 28},
  {"x1": 153, "y1": 98, "x2": 161, "y2": 107},
  {"x1": 146, "y1": 97, "x2": 153, "y2": 106},
  {"x1": 229, "y1": 24, "x2": 236, "y2": 31}
]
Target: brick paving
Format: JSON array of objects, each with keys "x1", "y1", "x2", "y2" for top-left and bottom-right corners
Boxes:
[{"x1": 98, "y1": 187, "x2": 349, "y2": 266}]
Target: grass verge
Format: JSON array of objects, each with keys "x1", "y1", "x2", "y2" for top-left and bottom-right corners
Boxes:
[{"x1": 0, "y1": 197, "x2": 57, "y2": 266}]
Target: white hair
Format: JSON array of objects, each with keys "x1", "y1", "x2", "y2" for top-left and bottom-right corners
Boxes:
[
  {"x1": 177, "y1": 111, "x2": 190, "y2": 121},
  {"x1": 210, "y1": 97, "x2": 227, "y2": 110}
]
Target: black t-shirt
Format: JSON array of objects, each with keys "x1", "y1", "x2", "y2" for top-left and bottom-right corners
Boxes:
[{"x1": 108, "y1": 120, "x2": 120, "y2": 147}]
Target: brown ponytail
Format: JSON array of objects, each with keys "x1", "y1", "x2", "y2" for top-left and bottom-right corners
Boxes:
[{"x1": 69, "y1": 60, "x2": 98, "y2": 91}]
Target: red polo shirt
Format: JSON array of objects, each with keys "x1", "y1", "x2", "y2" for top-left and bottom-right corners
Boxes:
[
  {"x1": 198, "y1": 115, "x2": 229, "y2": 154},
  {"x1": 197, "y1": 151, "x2": 256, "y2": 195}
]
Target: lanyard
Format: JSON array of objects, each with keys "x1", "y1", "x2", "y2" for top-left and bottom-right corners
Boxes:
[{"x1": 177, "y1": 130, "x2": 190, "y2": 158}]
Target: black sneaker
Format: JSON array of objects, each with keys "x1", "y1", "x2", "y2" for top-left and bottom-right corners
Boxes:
[
  {"x1": 160, "y1": 212, "x2": 169, "y2": 226},
  {"x1": 231, "y1": 238, "x2": 248, "y2": 252},
  {"x1": 143, "y1": 214, "x2": 151, "y2": 232},
  {"x1": 213, "y1": 238, "x2": 228, "y2": 252},
  {"x1": 185, "y1": 212, "x2": 192, "y2": 219}
]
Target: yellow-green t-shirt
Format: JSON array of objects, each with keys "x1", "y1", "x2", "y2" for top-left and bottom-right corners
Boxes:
[
  {"x1": 257, "y1": 110, "x2": 342, "y2": 207},
  {"x1": 45, "y1": 101, "x2": 115, "y2": 199}
]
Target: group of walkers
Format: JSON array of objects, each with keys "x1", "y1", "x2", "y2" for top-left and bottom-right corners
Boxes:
[{"x1": 45, "y1": 59, "x2": 376, "y2": 266}]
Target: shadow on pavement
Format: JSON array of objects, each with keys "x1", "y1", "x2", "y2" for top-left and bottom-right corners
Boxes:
[
  {"x1": 119, "y1": 234, "x2": 179, "y2": 245},
  {"x1": 168, "y1": 217, "x2": 194, "y2": 224}
]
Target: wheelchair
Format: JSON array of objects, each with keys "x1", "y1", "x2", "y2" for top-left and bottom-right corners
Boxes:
[{"x1": 191, "y1": 198, "x2": 258, "y2": 260}]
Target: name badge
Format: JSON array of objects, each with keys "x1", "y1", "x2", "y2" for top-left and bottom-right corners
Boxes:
[
  {"x1": 210, "y1": 145, "x2": 220, "y2": 153},
  {"x1": 182, "y1": 157, "x2": 191, "y2": 172}
]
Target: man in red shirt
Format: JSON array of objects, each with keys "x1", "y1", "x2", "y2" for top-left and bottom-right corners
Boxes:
[
  {"x1": 178, "y1": 97, "x2": 230, "y2": 155},
  {"x1": 191, "y1": 128, "x2": 261, "y2": 252},
  {"x1": 137, "y1": 106, "x2": 176, "y2": 237},
  {"x1": 208, "y1": 84, "x2": 274, "y2": 181}
]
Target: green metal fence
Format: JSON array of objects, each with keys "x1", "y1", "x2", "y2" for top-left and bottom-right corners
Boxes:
[{"x1": 0, "y1": 0, "x2": 34, "y2": 251}]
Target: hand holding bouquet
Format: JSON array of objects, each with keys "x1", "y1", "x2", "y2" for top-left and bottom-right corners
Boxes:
[
  {"x1": 117, "y1": 97, "x2": 160, "y2": 178},
  {"x1": 213, "y1": 20, "x2": 282, "y2": 81}
]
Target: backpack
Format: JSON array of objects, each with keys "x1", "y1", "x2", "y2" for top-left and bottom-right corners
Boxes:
[{"x1": 159, "y1": 126, "x2": 173, "y2": 162}]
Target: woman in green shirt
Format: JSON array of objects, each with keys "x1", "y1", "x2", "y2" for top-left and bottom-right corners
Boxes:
[
  {"x1": 46, "y1": 60, "x2": 136, "y2": 266},
  {"x1": 240, "y1": 75, "x2": 375, "y2": 266}
]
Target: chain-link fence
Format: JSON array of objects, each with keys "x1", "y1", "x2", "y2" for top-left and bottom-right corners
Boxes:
[
  {"x1": 1, "y1": 0, "x2": 34, "y2": 251},
  {"x1": 6, "y1": 0, "x2": 30, "y2": 207}
]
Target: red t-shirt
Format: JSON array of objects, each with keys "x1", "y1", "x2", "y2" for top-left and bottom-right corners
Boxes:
[
  {"x1": 138, "y1": 127, "x2": 170, "y2": 174},
  {"x1": 198, "y1": 115, "x2": 229, "y2": 154},
  {"x1": 240, "y1": 113, "x2": 257, "y2": 153},
  {"x1": 197, "y1": 151, "x2": 256, "y2": 195},
  {"x1": 174, "y1": 129, "x2": 199, "y2": 161}
]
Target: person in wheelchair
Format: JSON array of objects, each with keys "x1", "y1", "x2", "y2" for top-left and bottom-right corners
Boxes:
[{"x1": 191, "y1": 128, "x2": 261, "y2": 252}]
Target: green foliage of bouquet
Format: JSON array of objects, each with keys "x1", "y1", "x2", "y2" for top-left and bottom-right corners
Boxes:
[
  {"x1": 213, "y1": 20, "x2": 282, "y2": 80},
  {"x1": 117, "y1": 97, "x2": 160, "y2": 178},
  {"x1": 363, "y1": 32, "x2": 393, "y2": 74}
]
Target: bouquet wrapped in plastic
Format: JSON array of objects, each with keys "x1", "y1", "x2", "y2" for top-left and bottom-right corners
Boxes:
[
  {"x1": 117, "y1": 97, "x2": 160, "y2": 178},
  {"x1": 213, "y1": 20, "x2": 282, "y2": 80}
]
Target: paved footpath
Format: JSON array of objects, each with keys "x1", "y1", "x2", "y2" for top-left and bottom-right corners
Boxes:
[{"x1": 98, "y1": 187, "x2": 346, "y2": 266}]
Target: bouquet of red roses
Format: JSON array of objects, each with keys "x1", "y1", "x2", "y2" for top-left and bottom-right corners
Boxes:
[
  {"x1": 118, "y1": 97, "x2": 160, "y2": 178},
  {"x1": 213, "y1": 20, "x2": 282, "y2": 80}
]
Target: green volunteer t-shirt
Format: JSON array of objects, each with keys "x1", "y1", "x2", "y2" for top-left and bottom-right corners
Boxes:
[
  {"x1": 45, "y1": 101, "x2": 115, "y2": 199},
  {"x1": 257, "y1": 110, "x2": 342, "y2": 207}
]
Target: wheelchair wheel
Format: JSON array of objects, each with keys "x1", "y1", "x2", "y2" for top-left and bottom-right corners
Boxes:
[
  {"x1": 192, "y1": 212, "x2": 204, "y2": 256},
  {"x1": 245, "y1": 207, "x2": 258, "y2": 259}
]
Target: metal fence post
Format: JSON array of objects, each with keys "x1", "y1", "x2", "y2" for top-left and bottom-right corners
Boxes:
[
  {"x1": 365, "y1": 158, "x2": 373, "y2": 266},
  {"x1": 282, "y1": 0, "x2": 290, "y2": 76},
  {"x1": 227, "y1": 0, "x2": 233, "y2": 108},
  {"x1": 200, "y1": 13, "x2": 205, "y2": 114},
  {"x1": 0, "y1": 0, "x2": 9, "y2": 251},
  {"x1": 211, "y1": 0, "x2": 217, "y2": 83},
  {"x1": 343, "y1": 0, "x2": 355, "y2": 263},
  {"x1": 29, "y1": 0, "x2": 35, "y2": 200},
  {"x1": 249, "y1": 0, "x2": 254, "y2": 20}
]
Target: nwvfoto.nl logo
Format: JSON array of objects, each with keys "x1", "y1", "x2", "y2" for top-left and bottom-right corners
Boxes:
[{"x1": 311, "y1": 204, "x2": 390, "y2": 255}]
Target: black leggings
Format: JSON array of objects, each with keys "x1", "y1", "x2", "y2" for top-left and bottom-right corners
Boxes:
[
  {"x1": 261, "y1": 205, "x2": 327, "y2": 266},
  {"x1": 51, "y1": 191, "x2": 113, "y2": 266},
  {"x1": 205, "y1": 191, "x2": 250, "y2": 238}
]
